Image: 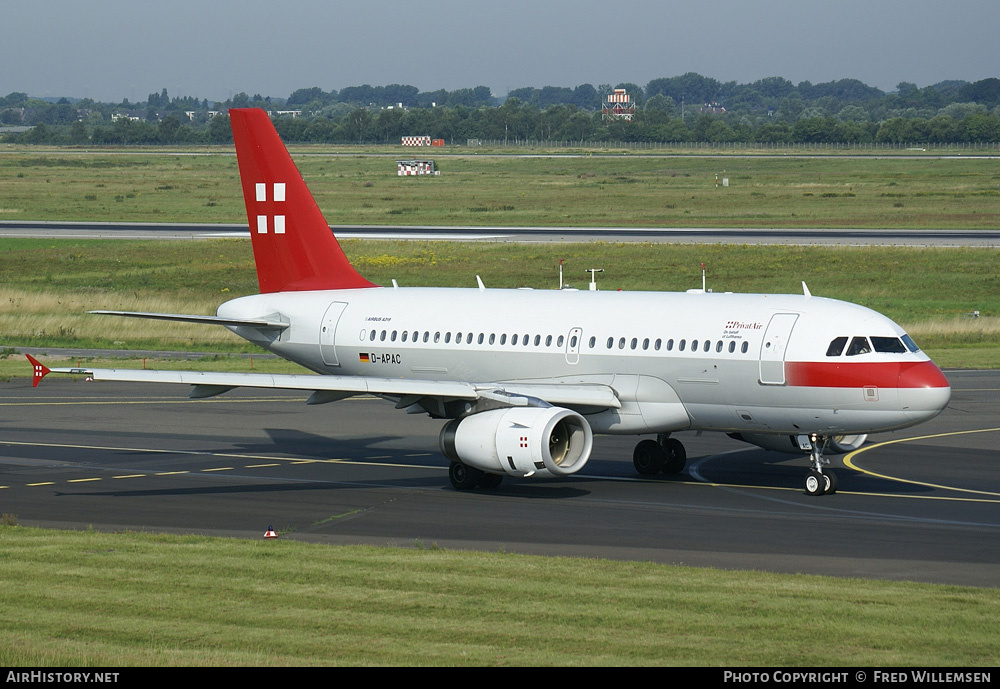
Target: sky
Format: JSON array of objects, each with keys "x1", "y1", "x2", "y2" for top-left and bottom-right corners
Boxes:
[{"x1": 4, "y1": 0, "x2": 998, "y2": 103}]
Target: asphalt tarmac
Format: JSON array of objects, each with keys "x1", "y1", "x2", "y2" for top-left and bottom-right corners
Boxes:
[
  {"x1": 1, "y1": 368, "x2": 997, "y2": 587},
  {"x1": 3, "y1": 220, "x2": 1000, "y2": 246}
]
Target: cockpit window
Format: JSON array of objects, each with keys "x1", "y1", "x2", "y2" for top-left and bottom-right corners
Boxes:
[
  {"x1": 871, "y1": 336, "x2": 907, "y2": 354},
  {"x1": 901, "y1": 334, "x2": 920, "y2": 353},
  {"x1": 826, "y1": 336, "x2": 848, "y2": 357},
  {"x1": 846, "y1": 336, "x2": 871, "y2": 356}
]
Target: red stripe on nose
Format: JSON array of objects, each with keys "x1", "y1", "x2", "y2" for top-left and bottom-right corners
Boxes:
[
  {"x1": 897, "y1": 360, "x2": 950, "y2": 389},
  {"x1": 786, "y1": 360, "x2": 949, "y2": 388}
]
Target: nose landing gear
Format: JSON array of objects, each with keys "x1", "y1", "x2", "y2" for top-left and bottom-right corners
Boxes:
[{"x1": 804, "y1": 433, "x2": 838, "y2": 496}]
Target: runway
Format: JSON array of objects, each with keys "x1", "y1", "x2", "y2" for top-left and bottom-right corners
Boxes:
[
  {"x1": 3, "y1": 220, "x2": 1000, "y2": 246},
  {"x1": 2, "y1": 369, "x2": 997, "y2": 587}
]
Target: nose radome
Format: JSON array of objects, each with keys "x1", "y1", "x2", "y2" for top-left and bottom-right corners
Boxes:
[{"x1": 897, "y1": 361, "x2": 951, "y2": 422}]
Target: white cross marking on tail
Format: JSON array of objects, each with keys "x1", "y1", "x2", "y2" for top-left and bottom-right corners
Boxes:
[{"x1": 255, "y1": 182, "x2": 286, "y2": 234}]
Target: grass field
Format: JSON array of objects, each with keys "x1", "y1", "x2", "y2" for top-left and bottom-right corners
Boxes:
[
  {"x1": 1, "y1": 238, "x2": 999, "y2": 368},
  {"x1": 2, "y1": 148, "x2": 999, "y2": 229},
  {"x1": 1, "y1": 527, "x2": 997, "y2": 667}
]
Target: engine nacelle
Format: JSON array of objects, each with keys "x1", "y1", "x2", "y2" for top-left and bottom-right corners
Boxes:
[
  {"x1": 439, "y1": 407, "x2": 593, "y2": 478},
  {"x1": 728, "y1": 432, "x2": 868, "y2": 455},
  {"x1": 826, "y1": 434, "x2": 868, "y2": 454}
]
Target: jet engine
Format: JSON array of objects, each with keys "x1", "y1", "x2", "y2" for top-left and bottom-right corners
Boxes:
[
  {"x1": 825, "y1": 434, "x2": 868, "y2": 453},
  {"x1": 728, "y1": 432, "x2": 868, "y2": 455},
  {"x1": 440, "y1": 407, "x2": 593, "y2": 478}
]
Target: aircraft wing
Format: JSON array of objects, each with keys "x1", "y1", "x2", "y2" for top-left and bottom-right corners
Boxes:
[{"x1": 26, "y1": 355, "x2": 621, "y2": 410}]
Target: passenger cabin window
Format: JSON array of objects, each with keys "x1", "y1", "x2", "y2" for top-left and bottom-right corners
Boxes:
[
  {"x1": 846, "y1": 336, "x2": 871, "y2": 356},
  {"x1": 826, "y1": 336, "x2": 848, "y2": 356}
]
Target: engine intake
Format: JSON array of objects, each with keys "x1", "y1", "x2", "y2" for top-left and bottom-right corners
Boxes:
[{"x1": 440, "y1": 407, "x2": 593, "y2": 478}]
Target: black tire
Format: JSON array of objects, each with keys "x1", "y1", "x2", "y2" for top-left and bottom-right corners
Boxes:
[
  {"x1": 449, "y1": 462, "x2": 483, "y2": 490},
  {"x1": 633, "y1": 439, "x2": 665, "y2": 475},
  {"x1": 662, "y1": 438, "x2": 687, "y2": 474},
  {"x1": 823, "y1": 469, "x2": 838, "y2": 495},
  {"x1": 804, "y1": 470, "x2": 825, "y2": 496},
  {"x1": 478, "y1": 473, "x2": 504, "y2": 489}
]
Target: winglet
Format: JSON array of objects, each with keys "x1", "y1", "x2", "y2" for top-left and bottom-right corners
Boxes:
[{"x1": 26, "y1": 354, "x2": 50, "y2": 387}]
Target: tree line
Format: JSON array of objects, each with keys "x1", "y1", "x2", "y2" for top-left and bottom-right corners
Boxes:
[{"x1": 2, "y1": 74, "x2": 998, "y2": 145}]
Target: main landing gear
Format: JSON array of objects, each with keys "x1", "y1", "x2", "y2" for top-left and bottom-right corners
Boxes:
[
  {"x1": 633, "y1": 434, "x2": 687, "y2": 476},
  {"x1": 804, "y1": 433, "x2": 838, "y2": 496},
  {"x1": 448, "y1": 462, "x2": 503, "y2": 491}
]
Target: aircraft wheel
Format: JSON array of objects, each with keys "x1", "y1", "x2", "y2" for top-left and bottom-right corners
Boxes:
[
  {"x1": 633, "y1": 439, "x2": 665, "y2": 475},
  {"x1": 662, "y1": 438, "x2": 687, "y2": 474},
  {"x1": 449, "y1": 462, "x2": 483, "y2": 490},
  {"x1": 804, "y1": 470, "x2": 826, "y2": 496},
  {"x1": 822, "y1": 469, "x2": 838, "y2": 495},
  {"x1": 478, "y1": 473, "x2": 504, "y2": 489}
]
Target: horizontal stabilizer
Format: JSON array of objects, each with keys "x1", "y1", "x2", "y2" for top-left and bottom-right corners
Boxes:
[{"x1": 89, "y1": 310, "x2": 289, "y2": 330}]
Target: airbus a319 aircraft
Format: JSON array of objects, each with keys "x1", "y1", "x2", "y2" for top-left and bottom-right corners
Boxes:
[{"x1": 28, "y1": 108, "x2": 951, "y2": 495}]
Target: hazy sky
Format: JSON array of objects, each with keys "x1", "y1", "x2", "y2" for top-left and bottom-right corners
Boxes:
[{"x1": 5, "y1": 0, "x2": 997, "y2": 102}]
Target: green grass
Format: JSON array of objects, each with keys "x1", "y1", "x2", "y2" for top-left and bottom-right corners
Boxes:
[
  {"x1": 0, "y1": 526, "x2": 996, "y2": 666},
  {"x1": 2, "y1": 238, "x2": 1000, "y2": 366},
  {"x1": 2, "y1": 149, "x2": 998, "y2": 228}
]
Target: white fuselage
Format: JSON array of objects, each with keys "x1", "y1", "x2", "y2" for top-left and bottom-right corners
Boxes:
[{"x1": 218, "y1": 286, "x2": 950, "y2": 437}]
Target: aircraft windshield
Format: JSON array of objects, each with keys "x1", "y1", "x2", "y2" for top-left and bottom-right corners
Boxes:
[{"x1": 901, "y1": 334, "x2": 921, "y2": 353}]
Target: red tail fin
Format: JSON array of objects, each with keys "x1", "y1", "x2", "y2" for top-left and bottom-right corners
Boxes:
[
  {"x1": 229, "y1": 108, "x2": 377, "y2": 293},
  {"x1": 26, "y1": 354, "x2": 50, "y2": 387}
]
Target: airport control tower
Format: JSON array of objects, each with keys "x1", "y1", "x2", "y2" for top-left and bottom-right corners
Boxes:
[{"x1": 602, "y1": 88, "x2": 636, "y2": 121}]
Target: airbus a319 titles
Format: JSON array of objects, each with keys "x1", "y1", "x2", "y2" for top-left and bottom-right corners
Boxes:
[{"x1": 28, "y1": 108, "x2": 951, "y2": 495}]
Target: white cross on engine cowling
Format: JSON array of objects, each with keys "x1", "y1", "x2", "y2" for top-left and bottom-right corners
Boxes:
[{"x1": 254, "y1": 182, "x2": 286, "y2": 234}]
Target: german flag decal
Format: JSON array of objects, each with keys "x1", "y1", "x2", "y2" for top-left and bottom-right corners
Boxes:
[{"x1": 359, "y1": 353, "x2": 370, "y2": 363}]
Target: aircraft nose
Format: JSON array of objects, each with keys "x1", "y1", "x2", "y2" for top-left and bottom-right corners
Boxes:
[{"x1": 897, "y1": 360, "x2": 951, "y2": 422}]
